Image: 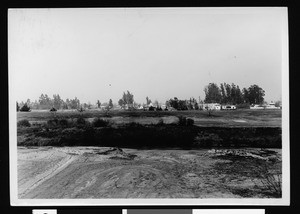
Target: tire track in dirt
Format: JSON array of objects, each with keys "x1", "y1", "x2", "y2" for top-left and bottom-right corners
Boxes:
[
  {"x1": 19, "y1": 152, "x2": 77, "y2": 198},
  {"x1": 67, "y1": 164, "x2": 181, "y2": 198}
]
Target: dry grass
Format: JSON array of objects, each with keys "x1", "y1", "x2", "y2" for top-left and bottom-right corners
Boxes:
[{"x1": 17, "y1": 109, "x2": 281, "y2": 127}]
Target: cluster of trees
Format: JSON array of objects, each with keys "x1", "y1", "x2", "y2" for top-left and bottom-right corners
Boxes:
[
  {"x1": 204, "y1": 83, "x2": 265, "y2": 105},
  {"x1": 17, "y1": 92, "x2": 121, "y2": 112},
  {"x1": 167, "y1": 97, "x2": 200, "y2": 110},
  {"x1": 17, "y1": 94, "x2": 85, "y2": 111},
  {"x1": 17, "y1": 102, "x2": 31, "y2": 112},
  {"x1": 118, "y1": 91, "x2": 134, "y2": 109},
  {"x1": 39, "y1": 94, "x2": 81, "y2": 110}
]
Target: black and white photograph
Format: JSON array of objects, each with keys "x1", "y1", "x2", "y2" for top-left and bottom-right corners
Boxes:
[{"x1": 8, "y1": 7, "x2": 289, "y2": 205}]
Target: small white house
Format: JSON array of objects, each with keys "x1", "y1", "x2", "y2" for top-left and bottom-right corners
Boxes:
[
  {"x1": 113, "y1": 105, "x2": 122, "y2": 110},
  {"x1": 204, "y1": 103, "x2": 221, "y2": 110},
  {"x1": 265, "y1": 101, "x2": 281, "y2": 109},
  {"x1": 250, "y1": 102, "x2": 280, "y2": 110},
  {"x1": 222, "y1": 105, "x2": 237, "y2": 110},
  {"x1": 250, "y1": 104, "x2": 265, "y2": 109}
]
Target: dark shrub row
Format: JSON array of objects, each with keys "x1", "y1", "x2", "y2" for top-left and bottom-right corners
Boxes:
[
  {"x1": 17, "y1": 116, "x2": 281, "y2": 148},
  {"x1": 92, "y1": 118, "x2": 110, "y2": 127},
  {"x1": 18, "y1": 123, "x2": 281, "y2": 149},
  {"x1": 18, "y1": 122, "x2": 199, "y2": 148},
  {"x1": 18, "y1": 116, "x2": 193, "y2": 130},
  {"x1": 54, "y1": 124, "x2": 199, "y2": 148},
  {"x1": 44, "y1": 117, "x2": 110, "y2": 128},
  {"x1": 193, "y1": 127, "x2": 282, "y2": 148}
]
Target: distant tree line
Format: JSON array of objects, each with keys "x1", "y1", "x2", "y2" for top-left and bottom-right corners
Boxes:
[
  {"x1": 167, "y1": 97, "x2": 200, "y2": 111},
  {"x1": 17, "y1": 94, "x2": 84, "y2": 111},
  {"x1": 166, "y1": 83, "x2": 266, "y2": 111},
  {"x1": 39, "y1": 94, "x2": 82, "y2": 110},
  {"x1": 16, "y1": 83, "x2": 272, "y2": 112},
  {"x1": 204, "y1": 83, "x2": 265, "y2": 105}
]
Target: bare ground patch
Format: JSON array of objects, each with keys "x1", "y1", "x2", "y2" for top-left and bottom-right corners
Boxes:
[{"x1": 18, "y1": 147, "x2": 281, "y2": 199}]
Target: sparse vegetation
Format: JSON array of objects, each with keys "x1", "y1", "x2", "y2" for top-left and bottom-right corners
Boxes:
[
  {"x1": 259, "y1": 174, "x2": 282, "y2": 197},
  {"x1": 211, "y1": 149, "x2": 282, "y2": 198},
  {"x1": 252, "y1": 161, "x2": 282, "y2": 197}
]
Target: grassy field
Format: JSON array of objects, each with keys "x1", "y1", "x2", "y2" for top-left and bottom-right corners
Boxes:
[{"x1": 17, "y1": 109, "x2": 282, "y2": 127}]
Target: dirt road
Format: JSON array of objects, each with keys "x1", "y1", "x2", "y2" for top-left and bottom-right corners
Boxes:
[{"x1": 18, "y1": 146, "x2": 281, "y2": 199}]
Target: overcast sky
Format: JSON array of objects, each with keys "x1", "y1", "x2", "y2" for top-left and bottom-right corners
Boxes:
[{"x1": 8, "y1": 8, "x2": 287, "y2": 104}]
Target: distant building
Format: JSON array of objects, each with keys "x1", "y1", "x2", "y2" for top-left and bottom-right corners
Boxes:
[
  {"x1": 250, "y1": 102, "x2": 280, "y2": 110},
  {"x1": 203, "y1": 103, "x2": 221, "y2": 110},
  {"x1": 250, "y1": 104, "x2": 265, "y2": 109},
  {"x1": 265, "y1": 101, "x2": 281, "y2": 109},
  {"x1": 113, "y1": 105, "x2": 122, "y2": 110},
  {"x1": 221, "y1": 105, "x2": 237, "y2": 110}
]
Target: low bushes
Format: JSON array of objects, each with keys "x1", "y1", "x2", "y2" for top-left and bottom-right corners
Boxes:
[
  {"x1": 50, "y1": 107, "x2": 57, "y2": 112},
  {"x1": 59, "y1": 118, "x2": 69, "y2": 127},
  {"x1": 45, "y1": 117, "x2": 89, "y2": 128},
  {"x1": 17, "y1": 119, "x2": 31, "y2": 127},
  {"x1": 177, "y1": 116, "x2": 194, "y2": 126},
  {"x1": 47, "y1": 118, "x2": 59, "y2": 127},
  {"x1": 92, "y1": 118, "x2": 110, "y2": 127},
  {"x1": 76, "y1": 117, "x2": 88, "y2": 126},
  {"x1": 18, "y1": 123, "x2": 199, "y2": 148},
  {"x1": 47, "y1": 118, "x2": 71, "y2": 127},
  {"x1": 19, "y1": 103, "x2": 31, "y2": 112}
]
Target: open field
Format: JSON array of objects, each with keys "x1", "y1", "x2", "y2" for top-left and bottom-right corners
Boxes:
[
  {"x1": 18, "y1": 146, "x2": 281, "y2": 199},
  {"x1": 17, "y1": 109, "x2": 282, "y2": 127},
  {"x1": 16, "y1": 109, "x2": 282, "y2": 199}
]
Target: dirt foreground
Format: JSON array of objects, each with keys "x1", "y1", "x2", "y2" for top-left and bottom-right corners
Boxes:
[{"x1": 18, "y1": 146, "x2": 282, "y2": 199}]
